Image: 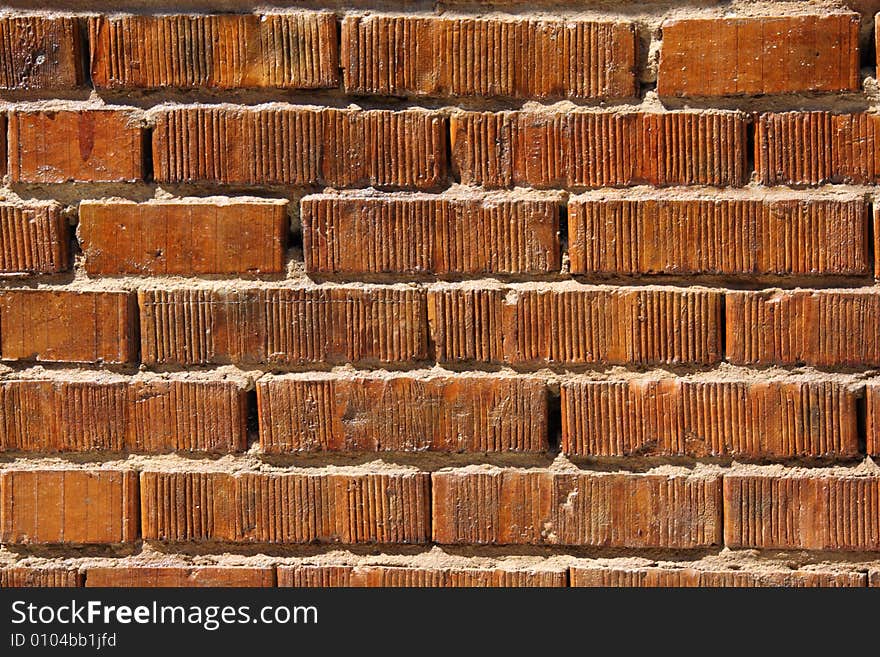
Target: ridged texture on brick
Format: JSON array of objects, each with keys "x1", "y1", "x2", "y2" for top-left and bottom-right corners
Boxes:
[
  {"x1": 450, "y1": 111, "x2": 747, "y2": 188},
  {"x1": 865, "y1": 383, "x2": 880, "y2": 457},
  {"x1": 756, "y1": 113, "x2": 880, "y2": 185},
  {"x1": 278, "y1": 564, "x2": 566, "y2": 587},
  {"x1": 89, "y1": 13, "x2": 338, "y2": 90},
  {"x1": 726, "y1": 290, "x2": 880, "y2": 367},
  {"x1": 568, "y1": 197, "x2": 869, "y2": 276},
  {"x1": 302, "y1": 193, "x2": 560, "y2": 275},
  {"x1": 152, "y1": 106, "x2": 446, "y2": 189},
  {"x1": 257, "y1": 374, "x2": 548, "y2": 453},
  {"x1": 0, "y1": 16, "x2": 84, "y2": 90},
  {"x1": 85, "y1": 567, "x2": 275, "y2": 587},
  {"x1": 427, "y1": 288, "x2": 505, "y2": 363},
  {"x1": 0, "y1": 290, "x2": 137, "y2": 365},
  {"x1": 138, "y1": 287, "x2": 427, "y2": 366},
  {"x1": 341, "y1": 15, "x2": 637, "y2": 100},
  {"x1": 79, "y1": 200, "x2": 289, "y2": 276},
  {"x1": 724, "y1": 473, "x2": 880, "y2": 550},
  {"x1": 8, "y1": 110, "x2": 144, "y2": 183},
  {"x1": 561, "y1": 378, "x2": 859, "y2": 458},
  {"x1": 0, "y1": 567, "x2": 83, "y2": 587},
  {"x1": 570, "y1": 565, "x2": 865, "y2": 587},
  {"x1": 658, "y1": 14, "x2": 860, "y2": 97},
  {"x1": 0, "y1": 469, "x2": 139, "y2": 545},
  {"x1": 432, "y1": 469, "x2": 722, "y2": 547},
  {"x1": 0, "y1": 202, "x2": 70, "y2": 274},
  {"x1": 139, "y1": 470, "x2": 430, "y2": 544}
]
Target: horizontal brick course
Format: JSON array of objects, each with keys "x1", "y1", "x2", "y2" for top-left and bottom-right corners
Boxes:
[
  {"x1": 279, "y1": 564, "x2": 566, "y2": 587},
  {"x1": 0, "y1": 16, "x2": 84, "y2": 90},
  {"x1": 570, "y1": 564, "x2": 866, "y2": 587},
  {"x1": 0, "y1": 567, "x2": 83, "y2": 587},
  {"x1": 85, "y1": 566, "x2": 275, "y2": 587},
  {"x1": 0, "y1": 201, "x2": 70, "y2": 274}
]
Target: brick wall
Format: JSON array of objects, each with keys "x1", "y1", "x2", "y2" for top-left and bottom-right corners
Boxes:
[{"x1": 3, "y1": 0, "x2": 880, "y2": 588}]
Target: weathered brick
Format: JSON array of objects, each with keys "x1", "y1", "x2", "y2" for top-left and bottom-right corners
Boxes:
[
  {"x1": 86, "y1": 566, "x2": 274, "y2": 587},
  {"x1": 90, "y1": 12, "x2": 338, "y2": 90},
  {"x1": 278, "y1": 564, "x2": 566, "y2": 587},
  {"x1": 0, "y1": 469, "x2": 139, "y2": 545},
  {"x1": 0, "y1": 201, "x2": 70, "y2": 274},
  {"x1": 861, "y1": 382, "x2": 880, "y2": 456},
  {"x1": 0, "y1": 566, "x2": 83, "y2": 587},
  {"x1": 152, "y1": 106, "x2": 446, "y2": 189},
  {"x1": 79, "y1": 199, "x2": 288, "y2": 276},
  {"x1": 8, "y1": 109, "x2": 145, "y2": 183},
  {"x1": 659, "y1": 14, "x2": 860, "y2": 97},
  {"x1": 0, "y1": 290, "x2": 137, "y2": 365},
  {"x1": 0, "y1": 16, "x2": 85, "y2": 90},
  {"x1": 450, "y1": 110, "x2": 747, "y2": 188},
  {"x1": 139, "y1": 470, "x2": 430, "y2": 544},
  {"x1": 257, "y1": 373, "x2": 548, "y2": 453},
  {"x1": 138, "y1": 286, "x2": 427, "y2": 367},
  {"x1": 301, "y1": 193, "x2": 560, "y2": 275},
  {"x1": 341, "y1": 15, "x2": 637, "y2": 100},
  {"x1": 568, "y1": 195, "x2": 869, "y2": 276},
  {"x1": 432, "y1": 469, "x2": 722, "y2": 548},
  {"x1": 561, "y1": 377, "x2": 860, "y2": 458},
  {"x1": 570, "y1": 564, "x2": 865, "y2": 587}
]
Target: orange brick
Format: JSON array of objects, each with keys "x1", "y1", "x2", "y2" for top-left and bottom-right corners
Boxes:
[
  {"x1": 0, "y1": 201, "x2": 70, "y2": 274},
  {"x1": 861, "y1": 382, "x2": 880, "y2": 456},
  {"x1": 724, "y1": 472, "x2": 880, "y2": 551},
  {"x1": 152, "y1": 106, "x2": 446, "y2": 189},
  {"x1": 450, "y1": 110, "x2": 747, "y2": 188},
  {"x1": 0, "y1": 290, "x2": 137, "y2": 365},
  {"x1": 432, "y1": 469, "x2": 722, "y2": 548},
  {"x1": 138, "y1": 286, "x2": 427, "y2": 367},
  {"x1": 0, "y1": 16, "x2": 85, "y2": 90},
  {"x1": 301, "y1": 192, "x2": 560, "y2": 275},
  {"x1": 0, "y1": 469, "x2": 139, "y2": 545},
  {"x1": 79, "y1": 199, "x2": 288, "y2": 276},
  {"x1": 86, "y1": 566, "x2": 274, "y2": 587},
  {"x1": 90, "y1": 12, "x2": 338, "y2": 90},
  {"x1": 561, "y1": 377, "x2": 860, "y2": 458},
  {"x1": 8, "y1": 109, "x2": 145, "y2": 183},
  {"x1": 257, "y1": 373, "x2": 548, "y2": 453},
  {"x1": 0, "y1": 566, "x2": 83, "y2": 587},
  {"x1": 570, "y1": 564, "x2": 865, "y2": 587},
  {"x1": 278, "y1": 564, "x2": 566, "y2": 587},
  {"x1": 659, "y1": 14, "x2": 860, "y2": 97},
  {"x1": 140, "y1": 470, "x2": 430, "y2": 544},
  {"x1": 568, "y1": 195, "x2": 869, "y2": 276},
  {"x1": 341, "y1": 15, "x2": 637, "y2": 100},
  {"x1": 726, "y1": 289, "x2": 880, "y2": 367}
]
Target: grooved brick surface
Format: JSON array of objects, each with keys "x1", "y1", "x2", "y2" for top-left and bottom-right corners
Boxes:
[
  {"x1": 570, "y1": 565, "x2": 866, "y2": 587},
  {"x1": 0, "y1": 201, "x2": 70, "y2": 274},
  {"x1": 0, "y1": 567, "x2": 83, "y2": 587},
  {"x1": 278, "y1": 564, "x2": 566, "y2": 587},
  {"x1": 866, "y1": 382, "x2": 880, "y2": 457},
  {"x1": 0, "y1": 16, "x2": 84, "y2": 90},
  {"x1": 85, "y1": 567, "x2": 275, "y2": 587}
]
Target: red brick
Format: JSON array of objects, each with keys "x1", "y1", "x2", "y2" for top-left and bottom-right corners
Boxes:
[
  {"x1": 0, "y1": 290, "x2": 137, "y2": 365},
  {"x1": 570, "y1": 564, "x2": 865, "y2": 587},
  {"x1": 0, "y1": 201, "x2": 70, "y2": 274},
  {"x1": 0, "y1": 469, "x2": 139, "y2": 545},
  {"x1": 0, "y1": 16, "x2": 85, "y2": 90},
  {"x1": 8, "y1": 109, "x2": 145, "y2": 183},
  {"x1": 861, "y1": 382, "x2": 880, "y2": 456},
  {"x1": 257, "y1": 373, "x2": 548, "y2": 453},
  {"x1": 432, "y1": 468, "x2": 722, "y2": 548},
  {"x1": 568, "y1": 195, "x2": 869, "y2": 276},
  {"x1": 278, "y1": 564, "x2": 566, "y2": 587},
  {"x1": 139, "y1": 470, "x2": 430, "y2": 544},
  {"x1": 341, "y1": 15, "x2": 637, "y2": 100},
  {"x1": 561, "y1": 377, "x2": 860, "y2": 458},
  {"x1": 659, "y1": 14, "x2": 860, "y2": 98},
  {"x1": 450, "y1": 110, "x2": 747, "y2": 188},
  {"x1": 301, "y1": 192, "x2": 560, "y2": 275},
  {"x1": 138, "y1": 286, "x2": 427, "y2": 367},
  {"x1": 86, "y1": 566, "x2": 274, "y2": 587},
  {"x1": 90, "y1": 12, "x2": 337, "y2": 90},
  {"x1": 79, "y1": 199, "x2": 288, "y2": 276},
  {"x1": 152, "y1": 106, "x2": 446, "y2": 189},
  {"x1": 0, "y1": 566, "x2": 83, "y2": 587}
]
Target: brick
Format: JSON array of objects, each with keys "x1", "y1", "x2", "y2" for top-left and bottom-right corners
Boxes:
[
  {"x1": 726, "y1": 289, "x2": 880, "y2": 367},
  {"x1": 0, "y1": 16, "x2": 85, "y2": 90},
  {"x1": 450, "y1": 110, "x2": 747, "y2": 188},
  {"x1": 432, "y1": 469, "x2": 722, "y2": 548},
  {"x1": 0, "y1": 567, "x2": 83, "y2": 587},
  {"x1": 659, "y1": 14, "x2": 860, "y2": 98},
  {"x1": 79, "y1": 199, "x2": 289, "y2": 276},
  {"x1": 138, "y1": 286, "x2": 427, "y2": 367},
  {"x1": 0, "y1": 201, "x2": 71, "y2": 274},
  {"x1": 0, "y1": 290, "x2": 137, "y2": 365},
  {"x1": 568, "y1": 195, "x2": 869, "y2": 276},
  {"x1": 257, "y1": 373, "x2": 548, "y2": 453},
  {"x1": 561, "y1": 377, "x2": 860, "y2": 458},
  {"x1": 89, "y1": 12, "x2": 337, "y2": 90},
  {"x1": 278, "y1": 564, "x2": 566, "y2": 587},
  {"x1": 301, "y1": 192, "x2": 560, "y2": 275},
  {"x1": 140, "y1": 470, "x2": 430, "y2": 544},
  {"x1": 0, "y1": 376, "x2": 247, "y2": 453},
  {"x1": 152, "y1": 106, "x2": 446, "y2": 189},
  {"x1": 570, "y1": 564, "x2": 865, "y2": 587},
  {"x1": 724, "y1": 472, "x2": 880, "y2": 551},
  {"x1": 861, "y1": 382, "x2": 880, "y2": 456},
  {"x1": 756, "y1": 112, "x2": 880, "y2": 186},
  {"x1": 341, "y1": 15, "x2": 637, "y2": 100},
  {"x1": 869, "y1": 570, "x2": 880, "y2": 586},
  {"x1": 0, "y1": 469, "x2": 139, "y2": 545},
  {"x1": 427, "y1": 284, "x2": 722, "y2": 366},
  {"x1": 86, "y1": 566, "x2": 274, "y2": 587}
]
